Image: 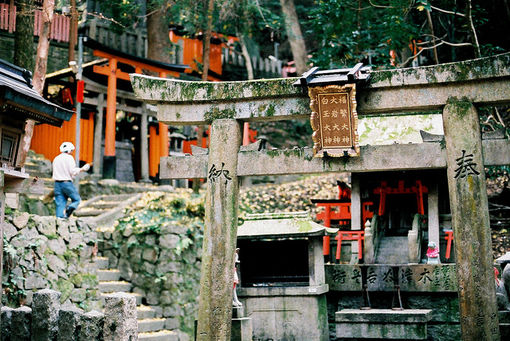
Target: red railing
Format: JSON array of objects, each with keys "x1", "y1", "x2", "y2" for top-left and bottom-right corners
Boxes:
[{"x1": 0, "y1": 3, "x2": 72, "y2": 43}]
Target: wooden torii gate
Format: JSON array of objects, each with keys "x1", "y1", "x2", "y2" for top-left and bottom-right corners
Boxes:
[{"x1": 132, "y1": 53, "x2": 510, "y2": 341}]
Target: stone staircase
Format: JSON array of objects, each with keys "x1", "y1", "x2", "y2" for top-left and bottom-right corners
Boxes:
[
  {"x1": 74, "y1": 193, "x2": 143, "y2": 226},
  {"x1": 375, "y1": 236, "x2": 410, "y2": 264},
  {"x1": 95, "y1": 256, "x2": 181, "y2": 340}
]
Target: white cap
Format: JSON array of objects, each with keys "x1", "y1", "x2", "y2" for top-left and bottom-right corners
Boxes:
[{"x1": 59, "y1": 142, "x2": 75, "y2": 153}]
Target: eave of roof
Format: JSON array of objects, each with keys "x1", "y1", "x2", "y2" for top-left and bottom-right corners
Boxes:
[
  {"x1": 84, "y1": 37, "x2": 189, "y2": 73},
  {"x1": 0, "y1": 59, "x2": 73, "y2": 126}
]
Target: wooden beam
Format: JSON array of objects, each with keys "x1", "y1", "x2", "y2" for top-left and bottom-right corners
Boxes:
[
  {"x1": 130, "y1": 53, "x2": 510, "y2": 125},
  {"x1": 93, "y1": 65, "x2": 131, "y2": 81},
  {"x1": 160, "y1": 139, "x2": 510, "y2": 179},
  {"x1": 83, "y1": 77, "x2": 142, "y2": 101},
  {"x1": 93, "y1": 50, "x2": 181, "y2": 78}
]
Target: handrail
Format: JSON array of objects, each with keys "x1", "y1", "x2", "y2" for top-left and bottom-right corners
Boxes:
[{"x1": 408, "y1": 214, "x2": 423, "y2": 263}]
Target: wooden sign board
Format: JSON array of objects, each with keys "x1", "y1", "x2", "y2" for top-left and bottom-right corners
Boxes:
[{"x1": 309, "y1": 84, "x2": 359, "y2": 157}]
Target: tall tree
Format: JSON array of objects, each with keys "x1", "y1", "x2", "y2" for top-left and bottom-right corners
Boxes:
[
  {"x1": 147, "y1": 0, "x2": 172, "y2": 63},
  {"x1": 279, "y1": 0, "x2": 307, "y2": 74},
  {"x1": 17, "y1": 0, "x2": 54, "y2": 168},
  {"x1": 13, "y1": 0, "x2": 35, "y2": 71},
  {"x1": 201, "y1": 0, "x2": 215, "y2": 80},
  {"x1": 33, "y1": 0, "x2": 54, "y2": 94}
]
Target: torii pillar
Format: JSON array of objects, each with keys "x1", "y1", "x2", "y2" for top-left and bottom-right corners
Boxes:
[{"x1": 197, "y1": 119, "x2": 241, "y2": 340}]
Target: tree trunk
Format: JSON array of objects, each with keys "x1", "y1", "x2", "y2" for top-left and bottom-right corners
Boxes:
[
  {"x1": 20, "y1": 0, "x2": 54, "y2": 168},
  {"x1": 426, "y1": 9, "x2": 439, "y2": 64},
  {"x1": 14, "y1": 0, "x2": 35, "y2": 71},
  {"x1": 280, "y1": 0, "x2": 308, "y2": 75},
  {"x1": 202, "y1": 0, "x2": 215, "y2": 81},
  {"x1": 32, "y1": 0, "x2": 54, "y2": 94},
  {"x1": 239, "y1": 33, "x2": 254, "y2": 80},
  {"x1": 146, "y1": 0, "x2": 171, "y2": 63}
]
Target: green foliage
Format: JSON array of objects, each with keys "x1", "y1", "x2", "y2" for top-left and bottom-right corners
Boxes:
[{"x1": 306, "y1": 0, "x2": 507, "y2": 68}]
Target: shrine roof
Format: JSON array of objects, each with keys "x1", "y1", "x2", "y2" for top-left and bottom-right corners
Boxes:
[
  {"x1": 237, "y1": 211, "x2": 338, "y2": 239},
  {"x1": 0, "y1": 58, "x2": 73, "y2": 126}
]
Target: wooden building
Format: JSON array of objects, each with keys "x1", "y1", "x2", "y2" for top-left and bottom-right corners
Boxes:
[
  {"x1": 31, "y1": 38, "x2": 189, "y2": 181},
  {"x1": 0, "y1": 57, "x2": 72, "y2": 303}
]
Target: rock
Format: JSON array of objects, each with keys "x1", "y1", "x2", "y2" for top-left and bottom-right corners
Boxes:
[
  {"x1": 161, "y1": 224, "x2": 188, "y2": 235},
  {"x1": 99, "y1": 179, "x2": 119, "y2": 186},
  {"x1": 57, "y1": 221, "x2": 71, "y2": 242},
  {"x1": 3, "y1": 222, "x2": 19, "y2": 241},
  {"x1": 145, "y1": 234, "x2": 156, "y2": 246},
  {"x1": 159, "y1": 260, "x2": 179, "y2": 273},
  {"x1": 11, "y1": 306, "x2": 32, "y2": 341},
  {"x1": 160, "y1": 291, "x2": 173, "y2": 305},
  {"x1": 118, "y1": 258, "x2": 133, "y2": 280},
  {"x1": 1, "y1": 306, "x2": 14, "y2": 340},
  {"x1": 79, "y1": 310, "x2": 104, "y2": 341},
  {"x1": 165, "y1": 317, "x2": 180, "y2": 330},
  {"x1": 47, "y1": 255, "x2": 67, "y2": 277},
  {"x1": 163, "y1": 305, "x2": 182, "y2": 317},
  {"x1": 56, "y1": 279, "x2": 75, "y2": 303},
  {"x1": 70, "y1": 288, "x2": 87, "y2": 303},
  {"x1": 160, "y1": 234, "x2": 180, "y2": 248},
  {"x1": 48, "y1": 238, "x2": 67, "y2": 255},
  {"x1": 122, "y1": 226, "x2": 133, "y2": 237},
  {"x1": 13, "y1": 212, "x2": 30, "y2": 229},
  {"x1": 142, "y1": 248, "x2": 158, "y2": 263},
  {"x1": 33, "y1": 215, "x2": 57, "y2": 236},
  {"x1": 31, "y1": 289, "x2": 61, "y2": 341},
  {"x1": 141, "y1": 261, "x2": 156, "y2": 274},
  {"x1": 24, "y1": 273, "x2": 48, "y2": 290},
  {"x1": 76, "y1": 219, "x2": 91, "y2": 232},
  {"x1": 146, "y1": 291, "x2": 160, "y2": 305},
  {"x1": 68, "y1": 233, "x2": 84, "y2": 249},
  {"x1": 27, "y1": 200, "x2": 50, "y2": 217},
  {"x1": 58, "y1": 306, "x2": 83, "y2": 341},
  {"x1": 103, "y1": 293, "x2": 138, "y2": 341}
]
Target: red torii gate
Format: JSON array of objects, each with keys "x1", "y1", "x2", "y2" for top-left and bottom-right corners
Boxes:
[{"x1": 85, "y1": 38, "x2": 189, "y2": 178}]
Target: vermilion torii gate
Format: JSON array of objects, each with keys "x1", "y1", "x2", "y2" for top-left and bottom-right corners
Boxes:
[{"x1": 132, "y1": 53, "x2": 510, "y2": 341}]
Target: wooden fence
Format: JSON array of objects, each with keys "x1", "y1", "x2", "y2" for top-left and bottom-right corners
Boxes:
[{"x1": 0, "y1": 3, "x2": 71, "y2": 43}]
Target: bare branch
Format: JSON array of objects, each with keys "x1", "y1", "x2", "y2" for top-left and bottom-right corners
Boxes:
[
  {"x1": 398, "y1": 39, "x2": 472, "y2": 67},
  {"x1": 368, "y1": 0, "x2": 393, "y2": 9},
  {"x1": 86, "y1": 12, "x2": 126, "y2": 28},
  {"x1": 430, "y1": 5, "x2": 465, "y2": 17},
  {"x1": 495, "y1": 107, "x2": 506, "y2": 127}
]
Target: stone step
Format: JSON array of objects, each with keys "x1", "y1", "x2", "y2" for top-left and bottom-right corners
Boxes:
[
  {"x1": 90, "y1": 202, "x2": 122, "y2": 210},
  {"x1": 137, "y1": 305, "x2": 157, "y2": 320},
  {"x1": 101, "y1": 193, "x2": 139, "y2": 202},
  {"x1": 97, "y1": 269, "x2": 121, "y2": 281},
  {"x1": 375, "y1": 236, "x2": 409, "y2": 264},
  {"x1": 138, "y1": 330, "x2": 179, "y2": 341},
  {"x1": 93, "y1": 257, "x2": 109, "y2": 269},
  {"x1": 100, "y1": 292, "x2": 142, "y2": 305},
  {"x1": 75, "y1": 208, "x2": 106, "y2": 217},
  {"x1": 137, "y1": 318, "x2": 167, "y2": 333},
  {"x1": 98, "y1": 281, "x2": 132, "y2": 293}
]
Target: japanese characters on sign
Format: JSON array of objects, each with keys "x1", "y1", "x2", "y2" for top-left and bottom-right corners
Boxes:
[
  {"x1": 309, "y1": 84, "x2": 360, "y2": 157},
  {"x1": 326, "y1": 264, "x2": 458, "y2": 292}
]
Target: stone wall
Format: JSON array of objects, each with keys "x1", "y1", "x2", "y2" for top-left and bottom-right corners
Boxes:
[
  {"x1": 2, "y1": 212, "x2": 100, "y2": 310},
  {"x1": 97, "y1": 192, "x2": 203, "y2": 336},
  {"x1": 1, "y1": 289, "x2": 137, "y2": 341}
]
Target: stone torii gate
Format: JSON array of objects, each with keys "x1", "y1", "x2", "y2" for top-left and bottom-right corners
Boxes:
[{"x1": 131, "y1": 53, "x2": 510, "y2": 341}]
